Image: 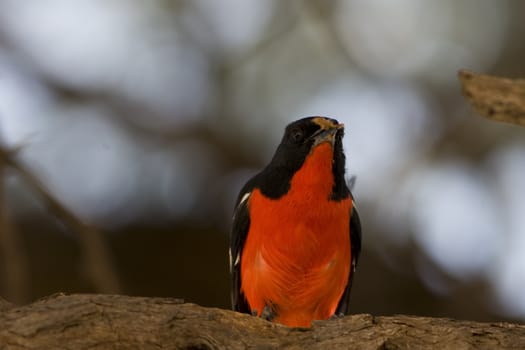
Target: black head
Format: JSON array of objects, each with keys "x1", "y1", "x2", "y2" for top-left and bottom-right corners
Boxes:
[
  {"x1": 249, "y1": 116, "x2": 349, "y2": 200},
  {"x1": 270, "y1": 117, "x2": 342, "y2": 166}
]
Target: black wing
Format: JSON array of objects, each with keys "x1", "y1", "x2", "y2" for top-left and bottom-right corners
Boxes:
[
  {"x1": 229, "y1": 185, "x2": 253, "y2": 313},
  {"x1": 335, "y1": 202, "x2": 362, "y2": 316}
]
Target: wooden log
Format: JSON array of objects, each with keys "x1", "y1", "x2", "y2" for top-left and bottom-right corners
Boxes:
[
  {"x1": 459, "y1": 70, "x2": 525, "y2": 127},
  {"x1": 0, "y1": 293, "x2": 524, "y2": 349}
]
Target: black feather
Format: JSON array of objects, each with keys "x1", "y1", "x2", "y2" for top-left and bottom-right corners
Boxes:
[
  {"x1": 230, "y1": 187, "x2": 253, "y2": 312},
  {"x1": 335, "y1": 205, "x2": 362, "y2": 315}
]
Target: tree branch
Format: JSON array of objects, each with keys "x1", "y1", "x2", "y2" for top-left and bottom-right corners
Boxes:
[
  {"x1": 0, "y1": 147, "x2": 30, "y2": 303},
  {"x1": 0, "y1": 146, "x2": 121, "y2": 295},
  {"x1": 459, "y1": 70, "x2": 525, "y2": 127},
  {"x1": 0, "y1": 294, "x2": 524, "y2": 349}
]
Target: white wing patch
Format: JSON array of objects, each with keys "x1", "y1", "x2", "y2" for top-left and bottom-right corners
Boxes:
[
  {"x1": 231, "y1": 191, "x2": 250, "y2": 273},
  {"x1": 234, "y1": 252, "x2": 240, "y2": 267},
  {"x1": 229, "y1": 248, "x2": 233, "y2": 273},
  {"x1": 232, "y1": 191, "x2": 251, "y2": 220},
  {"x1": 239, "y1": 192, "x2": 251, "y2": 206},
  {"x1": 229, "y1": 248, "x2": 241, "y2": 273}
]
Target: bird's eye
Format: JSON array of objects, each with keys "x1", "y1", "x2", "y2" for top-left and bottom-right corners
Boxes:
[{"x1": 290, "y1": 128, "x2": 304, "y2": 143}]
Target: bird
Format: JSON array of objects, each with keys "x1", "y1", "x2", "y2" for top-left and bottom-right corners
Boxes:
[{"x1": 229, "y1": 116, "x2": 362, "y2": 327}]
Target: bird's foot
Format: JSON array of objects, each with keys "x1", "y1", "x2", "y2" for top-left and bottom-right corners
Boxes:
[
  {"x1": 250, "y1": 303, "x2": 277, "y2": 321},
  {"x1": 260, "y1": 305, "x2": 276, "y2": 321},
  {"x1": 329, "y1": 312, "x2": 345, "y2": 320}
]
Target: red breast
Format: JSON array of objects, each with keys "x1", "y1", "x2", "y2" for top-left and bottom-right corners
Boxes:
[{"x1": 241, "y1": 143, "x2": 352, "y2": 327}]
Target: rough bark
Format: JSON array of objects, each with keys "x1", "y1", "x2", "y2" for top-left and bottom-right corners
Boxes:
[
  {"x1": 459, "y1": 70, "x2": 525, "y2": 127},
  {"x1": 0, "y1": 294, "x2": 524, "y2": 350}
]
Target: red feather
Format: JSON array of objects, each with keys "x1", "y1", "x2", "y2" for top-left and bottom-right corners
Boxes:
[{"x1": 241, "y1": 143, "x2": 352, "y2": 327}]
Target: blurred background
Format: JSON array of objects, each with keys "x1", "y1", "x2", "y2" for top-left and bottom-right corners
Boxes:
[{"x1": 0, "y1": 0, "x2": 524, "y2": 323}]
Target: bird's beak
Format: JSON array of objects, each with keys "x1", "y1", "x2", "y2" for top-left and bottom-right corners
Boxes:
[{"x1": 311, "y1": 117, "x2": 344, "y2": 147}]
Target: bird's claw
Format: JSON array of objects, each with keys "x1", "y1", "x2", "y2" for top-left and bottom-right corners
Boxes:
[
  {"x1": 329, "y1": 312, "x2": 345, "y2": 320},
  {"x1": 261, "y1": 305, "x2": 276, "y2": 321}
]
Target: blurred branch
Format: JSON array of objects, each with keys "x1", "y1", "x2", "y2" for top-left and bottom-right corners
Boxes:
[
  {"x1": 0, "y1": 152, "x2": 29, "y2": 303},
  {"x1": 176, "y1": 0, "x2": 299, "y2": 74},
  {"x1": 459, "y1": 70, "x2": 525, "y2": 127},
  {"x1": 1, "y1": 293, "x2": 525, "y2": 349},
  {"x1": 225, "y1": 4, "x2": 300, "y2": 74},
  {"x1": 0, "y1": 146, "x2": 121, "y2": 294},
  {"x1": 302, "y1": 1, "x2": 361, "y2": 71}
]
